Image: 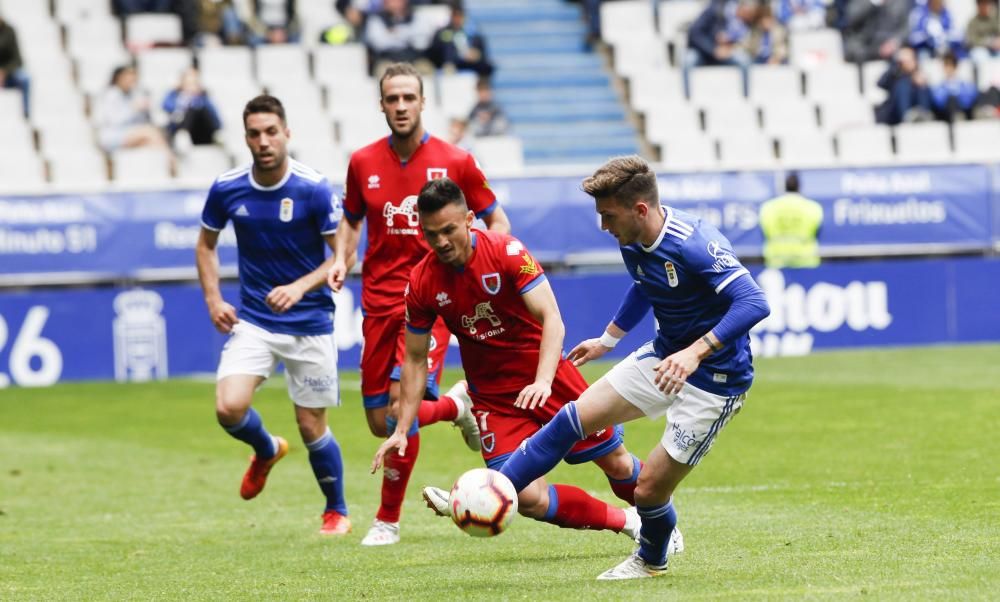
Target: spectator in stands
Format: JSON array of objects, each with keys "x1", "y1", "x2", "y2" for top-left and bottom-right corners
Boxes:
[
  {"x1": 242, "y1": 0, "x2": 300, "y2": 46},
  {"x1": 446, "y1": 116, "x2": 472, "y2": 150},
  {"x1": 334, "y1": 0, "x2": 374, "y2": 38},
  {"x1": 427, "y1": 1, "x2": 494, "y2": 77},
  {"x1": 365, "y1": 0, "x2": 433, "y2": 74},
  {"x1": 364, "y1": 0, "x2": 433, "y2": 73},
  {"x1": 686, "y1": 0, "x2": 756, "y2": 70},
  {"x1": 843, "y1": 0, "x2": 911, "y2": 64},
  {"x1": 930, "y1": 53, "x2": 978, "y2": 122},
  {"x1": 113, "y1": 0, "x2": 199, "y2": 44},
  {"x1": 774, "y1": 0, "x2": 827, "y2": 31},
  {"x1": 195, "y1": 0, "x2": 245, "y2": 46},
  {"x1": 973, "y1": 78, "x2": 1000, "y2": 119},
  {"x1": 874, "y1": 46, "x2": 933, "y2": 125},
  {"x1": 95, "y1": 65, "x2": 169, "y2": 152},
  {"x1": 162, "y1": 67, "x2": 222, "y2": 149},
  {"x1": 744, "y1": 2, "x2": 788, "y2": 64},
  {"x1": 965, "y1": 0, "x2": 1000, "y2": 64},
  {"x1": 908, "y1": 0, "x2": 962, "y2": 60},
  {"x1": 759, "y1": 172, "x2": 823, "y2": 269},
  {"x1": 467, "y1": 77, "x2": 508, "y2": 137},
  {"x1": 0, "y1": 14, "x2": 29, "y2": 117}
]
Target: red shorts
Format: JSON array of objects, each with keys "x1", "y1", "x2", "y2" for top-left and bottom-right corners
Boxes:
[
  {"x1": 470, "y1": 359, "x2": 623, "y2": 468},
  {"x1": 360, "y1": 311, "x2": 450, "y2": 408}
]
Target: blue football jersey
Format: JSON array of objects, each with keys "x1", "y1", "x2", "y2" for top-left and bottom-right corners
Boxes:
[
  {"x1": 620, "y1": 207, "x2": 755, "y2": 396},
  {"x1": 201, "y1": 160, "x2": 340, "y2": 335}
]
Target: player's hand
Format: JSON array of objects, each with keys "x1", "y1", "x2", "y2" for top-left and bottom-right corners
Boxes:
[
  {"x1": 265, "y1": 283, "x2": 304, "y2": 314},
  {"x1": 653, "y1": 348, "x2": 701, "y2": 396},
  {"x1": 327, "y1": 260, "x2": 347, "y2": 292},
  {"x1": 207, "y1": 299, "x2": 238, "y2": 333},
  {"x1": 371, "y1": 431, "x2": 409, "y2": 473},
  {"x1": 567, "y1": 338, "x2": 611, "y2": 367},
  {"x1": 515, "y1": 380, "x2": 551, "y2": 410}
]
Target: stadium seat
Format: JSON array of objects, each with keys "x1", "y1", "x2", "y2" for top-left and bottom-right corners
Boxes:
[
  {"x1": 125, "y1": 13, "x2": 183, "y2": 50},
  {"x1": 177, "y1": 146, "x2": 234, "y2": 186},
  {"x1": 688, "y1": 66, "x2": 744, "y2": 103},
  {"x1": 472, "y1": 136, "x2": 525, "y2": 173},
  {"x1": 837, "y1": 125, "x2": 894, "y2": 166},
  {"x1": 861, "y1": 60, "x2": 890, "y2": 105},
  {"x1": 55, "y1": 0, "x2": 113, "y2": 22},
  {"x1": 952, "y1": 120, "x2": 1000, "y2": 163},
  {"x1": 760, "y1": 100, "x2": 818, "y2": 137},
  {"x1": 660, "y1": 134, "x2": 717, "y2": 171},
  {"x1": 819, "y1": 99, "x2": 875, "y2": 134},
  {"x1": 628, "y1": 69, "x2": 686, "y2": 114},
  {"x1": 0, "y1": 153, "x2": 47, "y2": 190},
  {"x1": 777, "y1": 132, "x2": 837, "y2": 167},
  {"x1": 0, "y1": 89, "x2": 25, "y2": 121},
  {"x1": 292, "y1": 144, "x2": 349, "y2": 182},
  {"x1": 610, "y1": 38, "x2": 670, "y2": 79},
  {"x1": 701, "y1": 99, "x2": 759, "y2": 137},
  {"x1": 313, "y1": 45, "x2": 369, "y2": 89},
  {"x1": 789, "y1": 28, "x2": 844, "y2": 70},
  {"x1": 805, "y1": 63, "x2": 860, "y2": 102},
  {"x1": 47, "y1": 149, "x2": 109, "y2": 186},
  {"x1": 111, "y1": 148, "x2": 173, "y2": 185},
  {"x1": 437, "y1": 73, "x2": 479, "y2": 118},
  {"x1": 65, "y1": 16, "x2": 125, "y2": 59},
  {"x1": 644, "y1": 102, "x2": 702, "y2": 147},
  {"x1": 717, "y1": 133, "x2": 776, "y2": 170},
  {"x1": 976, "y1": 57, "x2": 1000, "y2": 89},
  {"x1": 328, "y1": 84, "x2": 381, "y2": 123},
  {"x1": 297, "y1": 1, "x2": 342, "y2": 48},
  {"x1": 748, "y1": 64, "x2": 802, "y2": 105},
  {"x1": 197, "y1": 47, "x2": 254, "y2": 89},
  {"x1": 76, "y1": 50, "x2": 132, "y2": 96},
  {"x1": 36, "y1": 116, "x2": 96, "y2": 155},
  {"x1": 658, "y1": 0, "x2": 704, "y2": 65},
  {"x1": 600, "y1": 0, "x2": 656, "y2": 44},
  {"x1": 337, "y1": 113, "x2": 390, "y2": 153},
  {"x1": 136, "y1": 48, "x2": 195, "y2": 95},
  {"x1": 893, "y1": 122, "x2": 952, "y2": 164},
  {"x1": 256, "y1": 44, "x2": 311, "y2": 90}
]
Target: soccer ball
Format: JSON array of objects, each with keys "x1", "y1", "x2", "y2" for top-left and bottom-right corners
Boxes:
[{"x1": 449, "y1": 468, "x2": 518, "y2": 537}]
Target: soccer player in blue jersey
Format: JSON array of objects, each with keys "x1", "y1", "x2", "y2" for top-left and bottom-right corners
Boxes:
[
  {"x1": 498, "y1": 155, "x2": 771, "y2": 579},
  {"x1": 195, "y1": 95, "x2": 352, "y2": 536}
]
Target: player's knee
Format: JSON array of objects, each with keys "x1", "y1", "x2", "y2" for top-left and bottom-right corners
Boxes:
[
  {"x1": 215, "y1": 395, "x2": 249, "y2": 426},
  {"x1": 365, "y1": 410, "x2": 388, "y2": 437},
  {"x1": 295, "y1": 408, "x2": 326, "y2": 442},
  {"x1": 516, "y1": 484, "x2": 548, "y2": 519},
  {"x1": 634, "y1": 475, "x2": 672, "y2": 507},
  {"x1": 596, "y1": 446, "x2": 634, "y2": 481}
]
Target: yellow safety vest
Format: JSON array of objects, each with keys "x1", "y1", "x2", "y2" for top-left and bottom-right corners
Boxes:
[{"x1": 759, "y1": 193, "x2": 824, "y2": 269}]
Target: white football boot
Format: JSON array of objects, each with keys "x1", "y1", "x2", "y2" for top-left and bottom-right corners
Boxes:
[
  {"x1": 445, "y1": 380, "x2": 480, "y2": 451},
  {"x1": 421, "y1": 486, "x2": 451, "y2": 517},
  {"x1": 596, "y1": 552, "x2": 667, "y2": 580},
  {"x1": 360, "y1": 519, "x2": 400, "y2": 546}
]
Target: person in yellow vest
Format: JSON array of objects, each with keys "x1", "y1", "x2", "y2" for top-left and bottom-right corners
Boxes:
[{"x1": 759, "y1": 172, "x2": 823, "y2": 268}]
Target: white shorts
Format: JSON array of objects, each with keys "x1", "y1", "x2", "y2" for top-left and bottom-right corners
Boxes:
[
  {"x1": 217, "y1": 321, "x2": 340, "y2": 408},
  {"x1": 604, "y1": 342, "x2": 745, "y2": 466}
]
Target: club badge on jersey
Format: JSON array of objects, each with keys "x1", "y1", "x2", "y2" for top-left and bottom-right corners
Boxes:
[
  {"x1": 481, "y1": 273, "x2": 501, "y2": 295},
  {"x1": 427, "y1": 168, "x2": 447, "y2": 180},
  {"x1": 280, "y1": 197, "x2": 294, "y2": 222},
  {"x1": 664, "y1": 261, "x2": 679, "y2": 287}
]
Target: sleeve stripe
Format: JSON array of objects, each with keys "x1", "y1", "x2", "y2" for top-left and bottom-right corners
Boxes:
[
  {"x1": 343, "y1": 207, "x2": 364, "y2": 222},
  {"x1": 406, "y1": 323, "x2": 432, "y2": 335},
  {"x1": 474, "y1": 199, "x2": 499, "y2": 219},
  {"x1": 200, "y1": 220, "x2": 223, "y2": 232},
  {"x1": 320, "y1": 228, "x2": 337, "y2": 235},
  {"x1": 518, "y1": 273, "x2": 547, "y2": 295},
  {"x1": 714, "y1": 268, "x2": 749, "y2": 294}
]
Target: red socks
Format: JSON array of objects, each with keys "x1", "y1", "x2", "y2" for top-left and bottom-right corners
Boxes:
[
  {"x1": 548, "y1": 484, "x2": 626, "y2": 532},
  {"x1": 376, "y1": 432, "x2": 420, "y2": 523},
  {"x1": 417, "y1": 396, "x2": 459, "y2": 426}
]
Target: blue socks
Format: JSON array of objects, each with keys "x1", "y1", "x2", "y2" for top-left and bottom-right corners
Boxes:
[
  {"x1": 637, "y1": 500, "x2": 678, "y2": 568},
  {"x1": 500, "y1": 402, "x2": 585, "y2": 492},
  {"x1": 306, "y1": 428, "x2": 347, "y2": 515},
  {"x1": 222, "y1": 408, "x2": 276, "y2": 459}
]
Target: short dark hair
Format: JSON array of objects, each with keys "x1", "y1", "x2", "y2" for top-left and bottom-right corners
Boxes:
[
  {"x1": 243, "y1": 94, "x2": 286, "y2": 127},
  {"x1": 581, "y1": 155, "x2": 659, "y2": 208},
  {"x1": 785, "y1": 172, "x2": 800, "y2": 192},
  {"x1": 379, "y1": 62, "x2": 424, "y2": 98},
  {"x1": 110, "y1": 64, "x2": 133, "y2": 86},
  {"x1": 418, "y1": 178, "x2": 467, "y2": 214}
]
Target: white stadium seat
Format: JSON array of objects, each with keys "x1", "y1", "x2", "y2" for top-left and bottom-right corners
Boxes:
[
  {"x1": 789, "y1": 28, "x2": 844, "y2": 70},
  {"x1": 472, "y1": 136, "x2": 525, "y2": 173},
  {"x1": 689, "y1": 66, "x2": 744, "y2": 103},
  {"x1": 111, "y1": 148, "x2": 173, "y2": 185},
  {"x1": 717, "y1": 133, "x2": 776, "y2": 170},
  {"x1": 125, "y1": 13, "x2": 183, "y2": 49},
  {"x1": 760, "y1": 100, "x2": 818, "y2": 137},
  {"x1": 748, "y1": 64, "x2": 801, "y2": 104},
  {"x1": 893, "y1": 122, "x2": 952, "y2": 164},
  {"x1": 837, "y1": 125, "x2": 894, "y2": 166},
  {"x1": 601, "y1": 0, "x2": 656, "y2": 44},
  {"x1": 952, "y1": 121, "x2": 1000, "y2": 163},
  {"x1": 778, "y1": 132, "x2": 837, "y2": 168},
  {"x1": 805, "y1": 63, "x2": 860, "y2": 102},
  {"x1": 701, "y1": 99, "x2": 759, "y2": 137},
  {"x1": 660, "y1": 134, "x2": 717, "y2": 172}
]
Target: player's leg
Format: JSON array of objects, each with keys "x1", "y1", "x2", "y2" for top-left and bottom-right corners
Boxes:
[
  {"x1": 283, "y1": 331, "x2": 349, "y2": 535},
  {"x1": 215, "y1": 323, "x2": 284, "y2": 500}
]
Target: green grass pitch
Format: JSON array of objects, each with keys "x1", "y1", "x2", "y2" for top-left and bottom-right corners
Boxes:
[{"x1": 2, "y1": 345, "x2": 999, "y2": 600}]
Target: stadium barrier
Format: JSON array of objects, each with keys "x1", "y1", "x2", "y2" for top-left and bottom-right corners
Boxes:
[
  {"x1": 0, "y1": 257, "x2": 998, "y2": 387},
  {"x1": 0, "y1": 164, "x2": 998, "y2": 286}
]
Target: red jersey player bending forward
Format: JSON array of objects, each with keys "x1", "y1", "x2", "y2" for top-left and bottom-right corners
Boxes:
[
  {"x1": 327, "y1": 62, "x2": 511, "y2": 546},
  {"x1": 372, "y1": 178, "x2": 682, "y2": 551}
]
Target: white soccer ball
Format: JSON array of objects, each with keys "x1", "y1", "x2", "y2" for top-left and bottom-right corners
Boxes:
[{"x1": 449, "y1": 468, "x2": 518, "y2": 537}]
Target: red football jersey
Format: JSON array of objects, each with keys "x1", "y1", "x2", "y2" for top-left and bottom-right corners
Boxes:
[
  {"x1": 406, "y1": 229, "x2": 549, "y2": 395},
  {"x1": 343, "y1": 134, "x2": 497, "y2": 316}
]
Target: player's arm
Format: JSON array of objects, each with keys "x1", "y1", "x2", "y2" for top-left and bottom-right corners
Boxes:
[
  {"x1": 655, "y1": 274, "x2": 771, "y2": 395},
  {"x1": 328, "y1": 216, "x2": 362, "y2": 291},
  {"x1": 195, "y1": 227, "x2": 238, "y2": 333},
  {"x1": 481, "y1": 204, "x2": 511, "y2": 234},
  {"x1": 372, "y1": 327, "x2": 431, "y2": 472},
  {"x1": 265, "y1": 233, "x2": 341, "y2": 314},
  {"x1": 515, "y1": 277, "x2": 564, "y2": 410},
  {"x1": 568, "y1": 282, "x2": 651, "y2": 367}
]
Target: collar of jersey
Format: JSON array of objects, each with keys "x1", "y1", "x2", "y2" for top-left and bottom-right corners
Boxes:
[
  {"x1": 387, "y1": 132, "x2": 430, "y2": 165},
  {"x1": 639, "y1": 206, "x2": 672, "y2": 253},
  {"x1": 248, "y1": 161, "x2": 292, "y2": 191}
]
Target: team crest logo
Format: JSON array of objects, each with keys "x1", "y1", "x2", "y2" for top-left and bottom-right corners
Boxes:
[
  {"x1": 518, "y1": 253, "x2": 539, "y2": 276},
  {"x1": 481, "y1": 432, "x2": 495, "y2": 453},
  {"x1": 279, "y1": 198, "x2": 294, "y2": 222},
  {"x1": 664, "y1": 261, "x2": 679, "y2": 287},
  {"x1": 460, "y1": 302, "x2": 501, "y2": 335},
  {"x1": 481, "y1": 273, "x2": 501, "y2": 295},
  {"x1": 427, "y1": 168, "x2": 448, "y2": 181}
]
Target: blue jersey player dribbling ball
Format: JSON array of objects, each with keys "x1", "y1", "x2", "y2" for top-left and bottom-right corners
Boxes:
[
  {"x1": 499, "y1": 155, "x2": 771, "y2": 580},
  {"x1": 195, "y1": 95, "x2": 352, "y2": 536}
]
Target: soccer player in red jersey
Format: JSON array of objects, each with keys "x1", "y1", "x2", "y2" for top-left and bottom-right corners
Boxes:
[
  {"x1": 327, "y1": 63, "x2": 511, "y2": 546},
  {"x1": 373, "y1": 178, "x2": 684, "y2": 548}
]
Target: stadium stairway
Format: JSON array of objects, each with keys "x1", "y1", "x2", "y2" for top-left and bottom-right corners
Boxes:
[{"x1": 466, "y1": 0, "x2": 642, "y2": 166}]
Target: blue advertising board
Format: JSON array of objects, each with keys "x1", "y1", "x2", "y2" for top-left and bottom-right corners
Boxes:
[{"x1": 1, "y1": 257, "x2": 998, "y2": 387}]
